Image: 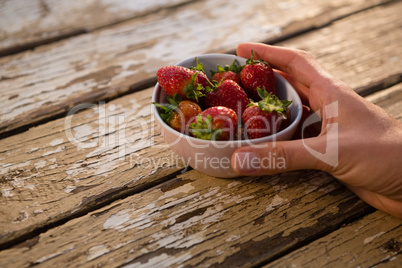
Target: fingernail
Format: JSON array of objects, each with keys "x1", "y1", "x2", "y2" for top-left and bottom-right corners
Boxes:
[{"x1": 232, "y1": 151, "x2": 260, "y2": 174}]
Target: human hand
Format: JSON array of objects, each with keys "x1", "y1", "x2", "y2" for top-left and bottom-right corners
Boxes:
[{"x1": 232, "y1": 43, "x2": 402, "y2": 219}]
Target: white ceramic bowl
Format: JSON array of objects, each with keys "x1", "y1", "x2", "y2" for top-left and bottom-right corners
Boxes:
[{"x1": 152, "y1": 54, "x2": 302, "y2": 178}]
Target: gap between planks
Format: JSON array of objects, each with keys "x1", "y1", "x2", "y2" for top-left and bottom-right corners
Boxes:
[
  {"x1": 0, "y1": 82, "x2": 400, "y2": 254},
  {"x1": 0, "y1": 1, "x2": 402, "y2": 250},
  {"x1": 0, "y1": 0, "x2": 197, "y2": 58}
]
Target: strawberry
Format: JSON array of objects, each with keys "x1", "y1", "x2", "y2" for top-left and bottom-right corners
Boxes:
[
  {"x1": 211, "y1": 60, "x2": 242, "y2": 85},
  {"x1": 279, "y1": 108, "x2": 292, "y2": 131},
  {"x1": 242, "y1": 88, "x2": 292, "y2": 139},
  {"x1": 153, "y1": 94, "x2": 202, "y2": 133},
  {"x1": 190, "y1": 57, "x2": 211, "y2": 88},
  {"x1": 190, "y1": 106, "x2": 238, "y2": 141},
  {"x1": 190, "y1": 57, "x2": 211, "y2": 109},
  {"x1": 240, "y1": 50, "x2": 276, "y2": 101},
  {"x1": 156, "y1": 66, "x2": 204, "y2": 101},
  {"x1": 205, "y1": 79, "x2": 250, "y2": 116}
]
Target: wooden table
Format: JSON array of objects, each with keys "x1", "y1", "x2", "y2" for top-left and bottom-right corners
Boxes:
[{"x1": 0, "y1": 0, "x2": 401, "y2": 267}]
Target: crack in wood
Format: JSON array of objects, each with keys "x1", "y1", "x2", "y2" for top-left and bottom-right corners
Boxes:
[{"x1": 0, "y1": 167, "x2": 187, "y2": 251}]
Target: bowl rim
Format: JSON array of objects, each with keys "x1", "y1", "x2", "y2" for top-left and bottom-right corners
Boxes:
[{"x1": 151, "y1": 54, "x2": 303, "y2": 145}]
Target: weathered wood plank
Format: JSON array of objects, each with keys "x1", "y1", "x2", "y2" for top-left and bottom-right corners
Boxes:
[
  {"x1": 265, "y1": 211, "x2": 402, "y2": 268},
  {"x1": 0, "y1": 169, "x2": 375, "y2": 268},
  {"x1": 0, "y1": 85, "x2": 400, "y2": 267},
  {"x1": 1, "y1": 84, "x2": 399, "y2": 266},
  {"x1": 1, "y1": 2, "x2": 401, "y2": 247},
  {"x1": 277, "y1": 1, "x2": 402, "y2": 96},
  {"x1": 366, "y1": 82, "x2": 402, "y2": 121},
  {"x1": 0, "y1": 87, "x2": 185, "y2": 246},
  {"x1": 0, "y1": 0, "x2": 192, "y2": 55},
  {"x1": 0, "y1": 0, "x2": 395, "y2": 136}
]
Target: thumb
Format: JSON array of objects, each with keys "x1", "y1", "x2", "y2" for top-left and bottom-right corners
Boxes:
[{"x1": 231, "y1": 136, "x2": 333, "y2": 176}]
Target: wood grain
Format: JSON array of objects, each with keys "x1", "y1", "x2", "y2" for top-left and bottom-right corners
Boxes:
[
  {"x1": 0, "y1": 169, "x2": 374, "y2": 267},
  {"x1": 265, "y1": 211, "x2": 402, "y2": 267},
  {"x1": 0, "y1": 0, "x2": 395, "y2": 136},
  {"x1": 1, "y1": 2, "x2": 401, "y2": 248},
  {"x1": 277, "y1": 1, "x2": 402, "y2": 96},
  {"x1": 0, "y1": 87, "x2": 184, "y2": 246},
  {"x1": 0, "y1": 0, "x2": 192, "y2": 55},
  {"x1": 366, "y1": 82, "x2": 402, "y2": 121},
  {"x1": 1, "y1": 85, "x2": 399, "y2": 266}
]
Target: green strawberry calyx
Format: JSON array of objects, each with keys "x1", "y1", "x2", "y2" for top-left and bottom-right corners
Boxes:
[
  {"x1": 245, "y1": 50, "x2": 269, "y2": 66},
  {"x1": 210, "y1": 59, "x2": 242, "y2": 76},
  {"x1": 248, "y1": 88, "x2": 292, "y2": 119},
  {"x1": 152, "y1": 94, "x2": 182, "y2": 123},
  {"x1": 189, "y1": 114, "x2": 222, "y2": 141},
  {"x1": 183, "y1": 71, "x2": 205, "y2": 102},
  {"x1": 190, "y1": 57, "x2": 206, "y2": 73}
]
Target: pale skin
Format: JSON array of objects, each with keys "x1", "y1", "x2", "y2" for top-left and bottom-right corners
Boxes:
[{"x1": 232, "y1": 43, "x2": 402, "y2": 219}]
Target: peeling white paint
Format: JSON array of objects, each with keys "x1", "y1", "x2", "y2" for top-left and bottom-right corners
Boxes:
[
  {"x1": 103, "y1": 203, "x2": 157, "y2": 232},
  {"x1": 200, "y1": 204, "x2": 225, "y2": 225},
  {"x1": 87, "y1": 245, "x2": 110, "y2": 261},
  {"x1": 226, "y1": 234, "x2": 240, "y2": 242},
  {"x1": 12, "y1": 210, "x2": 29, "y2": 223},
  {"x1": 35, "y1": 246, "x2": 75, "y2": 264},
  {"x1": 172, "y1": 230, "x2": 207, "y2": 249},
  {"x1": 227, "y1": 181, "x2": 242, "y2": 188},
  {"x1": 49, "y1": 163, "x2": 60, "y2": 170},
  {"x1": 0, "y1": 162, "x2": 11, "y2": 168},
  {"x1": 73, "y1": 124, "x2": 96, "y2": 142},
  {"x1": 24, "y1": 184, "x2": 35, "y2": 190},
  {"x1": 266, "y1": 195, "x2": 287, "y2": 212},
  {"x1": 65, "y1": 101, "x2": 152, "y2": 179},
  {"x1": 10, "y1": 177, "x2": 24, "y2": 188},
  {"x1": 299, "y1": 182, "x2": 319, "y2": 195},
  {"x1": 34, "y1": 209, "x2": 44, "y2": 215},
  {"x1": 43, "y1": 146, "x2": 65, "y2": 156},
  {"x1": 103, "y1": 209, "x2": 132, "y2": 230},
  {"x1": 35, "y1": 160, "x2": 47, "y2": 169},
  {"x1": 49, "y1": 138, "x2": 64, "y2": 146},
  {"x1": 225, "y1": 194, "x2": 255, "y2": 204},
  {"x1": 1, "y1": 188, "x2": 14, "y2": 197},
  {"x1": 354, "y1": 226, "x2": 364, "y2": 233},
  {"x1": 65, "y1": 185, "x2": 77, "y2": 193},
  {"x1": 0, "y1": 161, "x2": 30, "y2": 175},
  {"x1": 364, "y1": 232, "x2": 386, "y2": 244},
  {"x1": 161, "y1": 183, "x2": 195, "y2": 199}
]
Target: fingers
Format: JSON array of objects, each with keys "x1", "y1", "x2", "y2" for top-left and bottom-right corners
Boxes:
[
  {"x1": 237, "y1": 43, "x2": 330, "y2": 89},
  {"x1": 231, "y1": 136, "x2": 330, "y2": 176}
]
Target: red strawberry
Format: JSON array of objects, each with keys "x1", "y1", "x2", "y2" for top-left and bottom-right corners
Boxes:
[
  {"x1": 190, "y1": 57, "x2": 211, "y2": 109},
  {"x1": 190, "y1": 106, "x2": 238, "y2": 141},
  {"x1": 279, "y1": 108, "x2": 292, "y2": 131},
  {"x1": 190, "y1": 57, "x2": 211, "y2": 88},
  {"x1": 240, "y1": 50, "x2": 276, "y2": 101},
  {"x1": 153, "y1": 94, "x2": 202, "y2": 133},
  {"x1": 211, "y1": 60, "x2": 242, "y2": 85},
  {"x1": 242, "y1": 88, "x2": 292, "y2": 139},
  {"x1": 205, "y1": 79, "x2": 249, "y2": 116},
  {"x1": 157, "y1": 66, "x2": 204, "y2": 101}
]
